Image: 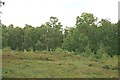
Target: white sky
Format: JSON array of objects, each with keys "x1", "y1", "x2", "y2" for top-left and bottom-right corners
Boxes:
[{"x1": 0, "y1": 0, "x2": 119, "y2": 27}]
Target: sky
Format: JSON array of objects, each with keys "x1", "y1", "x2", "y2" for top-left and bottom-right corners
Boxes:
[{"x1": 0, "y1": 0, "x2": 120, "y2": 27}]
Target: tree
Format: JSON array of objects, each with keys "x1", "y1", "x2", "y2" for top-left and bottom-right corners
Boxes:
[
  {"x1": 97, "y1": 19, "x2": 118, "y2": 55},
  {"x1": 76, "y1": 12, "x2": 97, "y2": 26},
  {"x1": 22, "y1": 24, "x2": 34, "y2": 51},
  {"x1": 2, "y1": 24, "x2": 8, "y2": 48},
  {"x1": 1, "y1": 12, "x2": 118, "y2": 57},
  {"x1": 7, "y1": 25, "x2": 24, "y2": 50},
  {"x1": 45, "y1": 17, "x2": 63, "y2": 50},
  {"x1": 63, "y1": 13, "x2": 97, "y2": 53}
]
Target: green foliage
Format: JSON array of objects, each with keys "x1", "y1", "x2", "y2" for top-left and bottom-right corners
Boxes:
[
  {"x1": 82, "y1": 44, "x2": 94, "y2": 58},
  {"x1": 2, "y1": 24, "x2": 9, "y2": 48},
  {"x1": 2, "y1": 17, "x2": 63, "y2": 52},
  {"x1": 35, "y1": 40, "x2": 43, "y2": 51},
  {"x1": 1, "y1": 12, "x2": 118, "y2": 78},
  {"x1": 63, "y1": 12, "x2": 118, "y2": 56},
  {"x1": 54, "y1": 47, "x2": 70, "y2": 54},
  {"x1": 1, "y1": 12, "x2": 118, "y2": 57},
  {"x1": 95, "y1": 43, "x2": 109, "y2": 59},
  {"x1": 76, "y1": 12, "x2": 97, "y2": 26},
  {"x1": 54, "y1": 47, "x2": 64, "y2": 52}
]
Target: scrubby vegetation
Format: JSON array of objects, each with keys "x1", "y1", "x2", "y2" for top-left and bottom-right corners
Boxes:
[{"x1": 1, "y1": 12, "x2": 119, "y2": 78}]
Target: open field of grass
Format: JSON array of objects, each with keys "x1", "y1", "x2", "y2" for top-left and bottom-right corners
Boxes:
[{"x1": 2, "y1": 49, "x2": 118, "y2": 78}]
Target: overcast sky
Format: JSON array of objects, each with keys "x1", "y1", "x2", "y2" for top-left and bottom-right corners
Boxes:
[{"x1": 0, "y1": 0, "x2": 119, "y2": 27}]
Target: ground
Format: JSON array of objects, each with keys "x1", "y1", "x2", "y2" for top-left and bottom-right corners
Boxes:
[{"x1": 2, "y1": 49, "x2": 118, "y2": 78}]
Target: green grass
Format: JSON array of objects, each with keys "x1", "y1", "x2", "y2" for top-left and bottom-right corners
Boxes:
[{"x1": 2, "y1": 49, "x2": 118, "y2": 78}]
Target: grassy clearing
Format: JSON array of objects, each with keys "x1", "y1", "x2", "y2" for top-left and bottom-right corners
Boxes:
[{"x1": 2, "y1": 49, "x2": 118, "y2": 78}]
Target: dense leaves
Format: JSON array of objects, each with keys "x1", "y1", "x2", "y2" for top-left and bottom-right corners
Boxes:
[
  {"x1": 62, "y1": 13, "x2": 118, "y2": 56},
  {"x1": 2, "y1": 13, "x2": 118, "y2": 57}
]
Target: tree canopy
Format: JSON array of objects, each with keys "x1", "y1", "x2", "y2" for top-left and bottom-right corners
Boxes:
[{"x1": 1, "y1": 12, "x2": 119, "y2": 56}]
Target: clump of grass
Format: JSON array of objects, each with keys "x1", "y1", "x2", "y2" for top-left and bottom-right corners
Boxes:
[
  {"x1": 102, "y1": 65, "x2": 111, "y2": 69},
  {"x1": 88, "y1": 63, "x2": 94, "y2": 67},
  {"x1": 101, "y1": 64, "x2": 118, "y2": 71}
]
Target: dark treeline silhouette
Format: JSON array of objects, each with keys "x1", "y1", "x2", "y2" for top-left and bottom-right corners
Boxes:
[{"x1": 2, "y1": 13, "x2": 118, "y2": 57}]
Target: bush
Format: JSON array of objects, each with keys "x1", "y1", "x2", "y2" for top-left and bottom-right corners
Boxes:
[
  {"x1": 2, "y1": 47, "x2": 12, "y2": 52},
  {"x1": 81, "y1": 44, "x2": 94, "y2": 58},
  {"x1": 54, "y1": 47, "x2": 70, "y2": 54},
  {"x1": 95, "y1": 43, "x2": 109, "y2": 60}
]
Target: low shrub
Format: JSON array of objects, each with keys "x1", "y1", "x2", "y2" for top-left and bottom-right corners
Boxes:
[{"x1": 54, "y1": 47, "x2": 71, "y2": 54}]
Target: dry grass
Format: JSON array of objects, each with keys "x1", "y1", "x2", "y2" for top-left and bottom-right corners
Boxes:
[{"x1": 2, "y1": 49, "x2": 118, "y2": 78}]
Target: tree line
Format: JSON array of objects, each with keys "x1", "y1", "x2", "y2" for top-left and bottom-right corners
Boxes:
[{"x1": 2, "y1": 13, "x2": 119, "y2": 57}]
